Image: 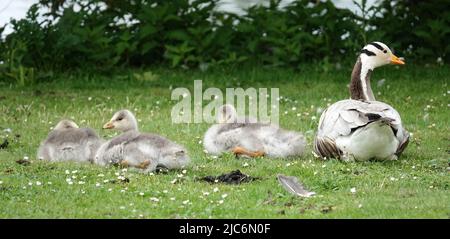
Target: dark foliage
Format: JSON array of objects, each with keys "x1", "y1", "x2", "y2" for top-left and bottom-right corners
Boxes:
[
  {"x1": 370, "y1": 0, "x2": 450, "y2": 62},
  {"x1": 0, "y1": 0, "x2": 447, "y2": 82}
]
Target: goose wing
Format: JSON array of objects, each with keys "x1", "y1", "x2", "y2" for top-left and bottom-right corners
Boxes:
[
  {"x1": 105, "y1": 132, "x2": 174, "y2": 157},
  {"x1": 131, "y1": 133, "x2": 173, "y2": 148},
  {"x1": 105, "y1": 131, "x2": 140, "y2": 150},
  {"x1": 96, "y1": 131, "x2": 140, "y2": 165},
  {"x1": 315, "y1": 99, "x2": 408, "y2": 158}
]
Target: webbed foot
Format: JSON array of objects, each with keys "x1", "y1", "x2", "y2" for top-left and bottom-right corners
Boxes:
[
  {"x1": 120, "y1": 160, "x2": 129, "y2": 167},
  {"x1": 137, "y1": 160, "x2": 151, "y2": 169},
  {"x1": 232, "y1": 146, "x2": 265, "y2": 158}
]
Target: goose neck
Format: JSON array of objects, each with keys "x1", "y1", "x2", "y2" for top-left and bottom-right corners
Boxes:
[{"x1": 349, "y1": 57, "x2": 375, "y2": 101}]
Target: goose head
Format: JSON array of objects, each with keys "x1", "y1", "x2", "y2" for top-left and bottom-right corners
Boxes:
[
  {"x1": 350, "y1": 42, "x2": 405, "y2": 101},
  {"x1": 103, "y1": 109, "x2": 138, "y2": 132},
  {"x1": 360, "y1": 42, "x2": 405, "y2": 69},
  {"x1": 54, "y1": 120, "x2": 79, "y2": 130},
  {"x1": 217, "y1": 104, "x2": 237, "y2": 123}
]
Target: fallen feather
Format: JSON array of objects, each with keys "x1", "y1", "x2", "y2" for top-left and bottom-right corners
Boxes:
[{"x1": 277, "y1": 174, "x2": 316, "y2": 198}]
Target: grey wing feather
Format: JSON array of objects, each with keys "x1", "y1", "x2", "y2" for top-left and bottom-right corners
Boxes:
[
  {"x1": 339, "y1": 109, "x2": 359, "y2": 123},
  {"x1": 102, "y1": 131, "x2": 179, "y2": 160},
  {"x1": 277, "y1": 174, "x2": 315, "y2": 198},
  {"x1": 131, "y1": 133, "x2": 172, "y2": 148},
  {"x1": 110, "y1": 131, "x2": 175, "y2": 149},
  {"x1": 100, "y1": 143, "x2": 124, "y2": 165},
  {"x1": 217, "y1": 122, "x2": 269, "y2": 135},
  {"x1": 216, "y1": 122, "x2": 248, "y2": 134},
  {"x1": 317, "y1": 99, "x2": 402, "y2": 139},
  {"x1": 106, "y1": 131, "x2": 140, "y2": 149}
]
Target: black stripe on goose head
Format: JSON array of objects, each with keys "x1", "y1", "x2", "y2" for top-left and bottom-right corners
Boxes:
[
  {"x1": 369, "y1": 42, "x2": 388, "y2": 53},
  {"x1": 360, "y1": 49, "x2": 376, "y2": 56},
  {"x1": 369, "y1": 42, "x2": 384, "y2": 51}
]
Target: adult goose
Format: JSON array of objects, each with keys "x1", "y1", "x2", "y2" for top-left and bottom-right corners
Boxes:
[
  {"x1": 94, "y1": 109, "x2": 190, "y2": 173},
  {"x1": 314, "y1": 42, "x2": 409, "y2": 161},
  {"x1": 37, "y1": 120, "x2": 103, "y2": 162},
  {"x1": 203, "y1": 104, "x2": 306, "y2": 158}
]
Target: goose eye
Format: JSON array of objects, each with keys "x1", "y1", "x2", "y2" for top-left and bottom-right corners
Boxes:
[
  {"x1": 117, "y1": 117, "x2": 123, "y2": 121},
  {"x1": 383, "y1": 50, "x2": 387, "y2": 53}
]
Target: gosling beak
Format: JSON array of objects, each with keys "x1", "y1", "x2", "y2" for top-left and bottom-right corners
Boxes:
[
  {"x1": 390, "y1": 54, "x2": 405, "y2": 65},
  {"x1": 103, "y1": 122, "x2": 114, "y2": 129}
]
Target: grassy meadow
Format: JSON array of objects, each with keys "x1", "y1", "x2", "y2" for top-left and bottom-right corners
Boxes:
[{"x1": 0, "y1": 64, "x2": 448, "y2": 218}]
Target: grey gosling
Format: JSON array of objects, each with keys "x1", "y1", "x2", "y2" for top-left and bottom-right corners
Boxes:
[{"x1": 94, "y1": 109, "x2": 190, "y2": 173}]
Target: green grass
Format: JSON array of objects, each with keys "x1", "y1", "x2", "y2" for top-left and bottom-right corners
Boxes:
[{"x1": 0, "y1": 64, "x2": 449, "y2": 218}]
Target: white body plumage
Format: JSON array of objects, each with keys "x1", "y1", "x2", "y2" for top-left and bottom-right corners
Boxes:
[{"x1": 314, "y1": 42, "x2": 409, "y2": 161}]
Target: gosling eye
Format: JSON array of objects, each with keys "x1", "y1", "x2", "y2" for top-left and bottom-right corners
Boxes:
[{"x1": 117, "y1": 117, "x2": 123, "y2": 121}]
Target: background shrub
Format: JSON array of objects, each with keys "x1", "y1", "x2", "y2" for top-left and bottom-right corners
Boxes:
[
  {"x1": 0, "y1": 0, "x2": 447, "y2": 80},
  {"x1": 370, "y1": 0, "x2": 450, "y2": 63}
]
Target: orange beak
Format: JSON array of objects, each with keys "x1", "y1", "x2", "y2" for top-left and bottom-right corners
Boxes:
[
  {"x1": 390, "y1": 54, "x2": 405, "y2": 65},
  {"x1": 102, "y1": 122, "x2": 114, "y2": 129}
]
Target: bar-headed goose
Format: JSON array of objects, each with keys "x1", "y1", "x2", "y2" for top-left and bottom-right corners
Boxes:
[
  {"x1": 94, "y1": 109, "x2": 189, "y2": 173},
  {"x1": 37, "y1": 120, "x2": 103, "y2": 162},
  {"x1": 203, "y1": 104, "x2": 306, "y2": 158},
  {"x1": 314, "y1": 42, "x2": 409, "y2": 161}
]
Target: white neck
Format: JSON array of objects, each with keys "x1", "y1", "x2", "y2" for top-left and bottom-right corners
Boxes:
[
  {"x1": 350, "y1": 56, "x2": 375, "y2": 101},
  {"x1": 360, "y1": 63, "x2": 374, "y2": 101}
]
